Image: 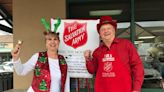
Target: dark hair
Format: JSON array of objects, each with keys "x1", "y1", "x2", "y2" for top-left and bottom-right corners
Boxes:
[{"x1": 43, "y1": 31, "x2": 60, "y2": 40}]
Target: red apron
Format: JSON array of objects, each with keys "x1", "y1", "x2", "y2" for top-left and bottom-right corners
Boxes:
[{"x1": 95, "y1": 50, "x2": 132, "y2": 92}]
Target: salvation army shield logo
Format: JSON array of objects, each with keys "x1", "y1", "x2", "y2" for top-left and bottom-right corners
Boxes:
[
  {"x1": 63, "y1": 21, "x2": 88, "y2": 49},
  {"x1": 103, "y1": 62, "x2": 113, "y2": 72}
]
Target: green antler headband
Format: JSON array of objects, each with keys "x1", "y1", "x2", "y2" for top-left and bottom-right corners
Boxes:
[
  {"x1": 41, "y1": 18, "x2": 50, "y2": 31},
  {"x1": 54, "y1": 17, "x2": 61, "y2": 33},
  {"x1": 41, "y1": 17, "x2": 61, "y2": 33}
]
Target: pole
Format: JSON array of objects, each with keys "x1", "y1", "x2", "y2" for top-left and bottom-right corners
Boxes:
[{"x1": 130, "y1": 0, "x2": 136, "y2": 43}]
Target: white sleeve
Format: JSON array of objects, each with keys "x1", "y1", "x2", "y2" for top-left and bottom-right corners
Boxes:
[
  {"x1": 12, "y1": 53, "x2": 39, "y2": 76},
  {"x1": 64, "y1": 71, "x2": 70, "y2": 92}
]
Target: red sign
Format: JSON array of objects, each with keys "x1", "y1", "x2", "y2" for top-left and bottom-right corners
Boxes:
[{"x1": 63, "y1": 21, "x2": 88, "y2": 49}]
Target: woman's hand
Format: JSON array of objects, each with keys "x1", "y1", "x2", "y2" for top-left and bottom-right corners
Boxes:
[
  {"x1": 84, "y1": 50, "x2": 92, "y2": 61},
  {"x1": 11, "y1": 40, "x2": 23, "y2": 61}
]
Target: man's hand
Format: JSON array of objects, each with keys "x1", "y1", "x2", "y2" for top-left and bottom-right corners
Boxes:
[{"x1": 84, "y1": 50, "x2": 92, "y2": 61}]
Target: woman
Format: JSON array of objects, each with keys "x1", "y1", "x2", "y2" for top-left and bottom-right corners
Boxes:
[{"x1": 11, "y1": 31, "x2": 70, "y2": 92}]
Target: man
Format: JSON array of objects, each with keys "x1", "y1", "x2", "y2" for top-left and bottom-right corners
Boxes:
[{"x1": 84, "y1": 16, "x2": 144, "y2": 92}]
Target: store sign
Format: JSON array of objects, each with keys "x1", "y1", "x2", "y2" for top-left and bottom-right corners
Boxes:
[{"x1": 51, "y1": 19, "x2": 99, "y2": 78}]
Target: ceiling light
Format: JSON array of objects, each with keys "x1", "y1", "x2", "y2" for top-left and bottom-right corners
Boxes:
[
  {"x1": 89, "y1": 10, "x2": 122, "y2": 16},
  {"x1": 138, "y1": 36, "x2": 155, "y2": 39}
]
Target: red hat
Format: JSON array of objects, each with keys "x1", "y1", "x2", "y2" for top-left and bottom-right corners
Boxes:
[{"x1": 97, "y1": 16, "x2": 117, "y2": 33}]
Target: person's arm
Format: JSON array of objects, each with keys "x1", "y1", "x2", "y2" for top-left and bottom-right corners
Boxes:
[
  {"x1": 64, "y1": 71, "x2": 70, "y2": 92},
  {"x1": 127, "y1": 40, "x2": 144, "y2": 92},
  {"x1": 12, "y1": 53, "x2": 38, "y2": 76},
  {"x1": 84, "y1": 50, "x2": 98, "y2": 74},
  {"x1": 86, "y1": 56, "x2": 98, "y2": 74}
]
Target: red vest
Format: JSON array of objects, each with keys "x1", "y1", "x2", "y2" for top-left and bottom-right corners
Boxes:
[{"x1": 31, "y1": 52, "x2": 67, "y2": 92}]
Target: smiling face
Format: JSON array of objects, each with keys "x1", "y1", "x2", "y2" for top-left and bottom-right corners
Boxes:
[
  {"x1": 99, "y1": 24, "x2": 116, "y2": 42},
  {"x1": 45, "y1": 32, "x2": 60, "y2": 52}
]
